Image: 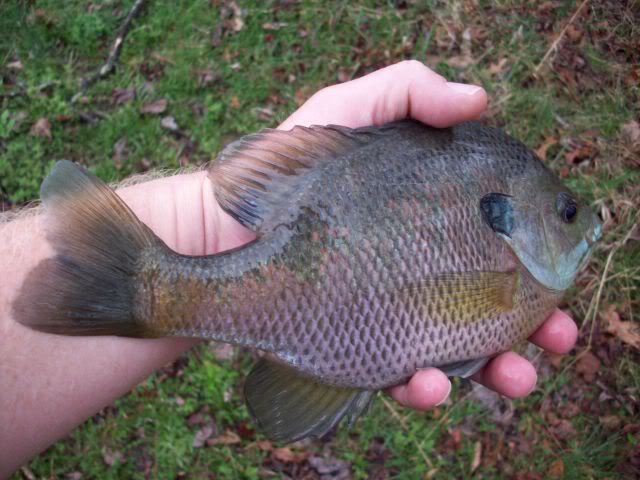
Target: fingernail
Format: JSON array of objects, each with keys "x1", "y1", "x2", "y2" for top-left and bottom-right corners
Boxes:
[
  {"x1": 447, "y1": 82, "x2": 483, "y2": 96},
  {"x1": 435, "y1": 378, "x2": 452, "y2": 406}
]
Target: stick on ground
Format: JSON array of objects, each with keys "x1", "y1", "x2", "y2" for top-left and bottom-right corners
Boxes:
[{"x1": 72, "y1": 0, "x2": 148, "y2": 103}]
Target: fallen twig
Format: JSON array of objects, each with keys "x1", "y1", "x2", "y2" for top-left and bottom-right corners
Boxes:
[
  {"x1": 533, "y1": 0, "x2": 589, "y2": 76},
  {"x1": 72, "y1": 0, "x2": 148, "y2": 103}
]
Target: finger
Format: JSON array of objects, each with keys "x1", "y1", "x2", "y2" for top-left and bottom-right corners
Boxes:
[
  {"x1": 472, "y1": 352, "x2": 537, "y2": 398},
  {"x1": 388, "y1": 367, "x2": 452, "y2": 410},
  {"x1": 279, "y1": 60, "x2": 487, "y2": 130},
  {"x1": 528, "y1": 309, "x2": 578, "y2": 354}
]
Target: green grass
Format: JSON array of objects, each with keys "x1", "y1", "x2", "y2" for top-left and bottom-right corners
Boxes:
[{"x1": 2, "y1": 0, "x2": 639, "y2": 478}]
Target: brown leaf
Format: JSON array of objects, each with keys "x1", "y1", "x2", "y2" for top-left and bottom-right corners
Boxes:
[
  {"x1": 112, "y1": 137, "x2": 128, "y2": 170},
  {"x1": 196, "y1": 68, "x2": 219, "y2": 88},
  {"x1": 272, "y1": 447, "x2": 309, "y2": 464},
  {"x1": 547, "y1": 459, "x2": 564, "y2": 478},
  {"x1": 29, "y1": 117, "x2": 51, "y2": 138},
  {"x1": 210, "y1": 342, "x2": 235, "y2": 361},
  {"x1": 263, "y1": 22, "x2": 288, "y2": 30},
  {"x1": 206, "y1": 429, "x2": 241, "y2": 446},
  {"x1": 552, "y1": 419, "x2": 576, "y2": 439},
  {"x1": 229, "y1": 96, "x2": 240, "y2": 108},
  {"x1": 604, "y1": 305, "x2": 640, "y2": 349},
  {"x1": 489, "y1": 58, "x2": 508, "y2": 75},
  {"x1": 160, "y1": 116, "x2": 179, "y2": 132},
  {"x1": 256, "y1": 440, "x2": 273, "y2": 451},
  {"x1": 193, "y1": 423, "x2": 215, "y2": 448},
  {"x1": 308, "y1": 456, "x2": 351, "y2": 476},
  {"x1": 576, "y1": 351, "x2": 601, "y2": 382},
  {"x1": 253, "y1": 106, "x2": 274, "y2": 121},
  {"x1": 112, "y1": 87, "x2": 135, "y2": 105},
  {"x1": 622, "y1": 120, "x2": 640, "y2": 144},
  {"x1": 564, "y1": 143, "x2": 597, "y2": 164},
  {"x1": 140, "y1": 99, "x2": 168, "y2": 115},
  {"x1": 565, "y1": 24, "x2": 583, "y2": 42},
  {"x1": 535, "y1": 136, "x2": 558, "y2": 160},
  {"x1": 599, "y1": 415, "x2": 622, "y2": 430},
  {"x1": 102, "y1": 447, "x2": 124, "y2": 466},
  {"x1": 470, "y1": 441, "x2": 482, "y2": 472},
  {"x1": 7, "y1": 60, "x2": 23, "y2": 70},
  {"x1": 447, "y1": 54, "x2": 474, "y2": 68}
]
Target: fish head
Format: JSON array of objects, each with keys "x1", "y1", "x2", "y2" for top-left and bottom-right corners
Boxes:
[{"x1": 481, "y1": 172, "x2": 602, "y2": 292}]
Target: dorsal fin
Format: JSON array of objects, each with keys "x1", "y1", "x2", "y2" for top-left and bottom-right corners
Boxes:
[{"x1": 208, "y1": 124, "x2": 390, "y2": 232}]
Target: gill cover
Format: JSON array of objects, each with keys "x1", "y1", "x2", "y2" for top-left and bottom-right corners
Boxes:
[{"x1": 480, "y1": 191, "x2": 597, "y2": 292}]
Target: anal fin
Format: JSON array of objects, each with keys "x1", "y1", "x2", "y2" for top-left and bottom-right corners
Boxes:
[{"x1": 244, "y1": 359, "x2": 374, "y2": 443}]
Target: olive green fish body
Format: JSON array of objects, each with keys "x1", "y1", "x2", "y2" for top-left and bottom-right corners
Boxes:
[{"x1": 14, "y1": 120, "x2": 601, "y2": 442}]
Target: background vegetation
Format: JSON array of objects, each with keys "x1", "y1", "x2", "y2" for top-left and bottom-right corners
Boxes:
[{"x1": 1, "y1": 0, "x2": 638, "y2": 478}]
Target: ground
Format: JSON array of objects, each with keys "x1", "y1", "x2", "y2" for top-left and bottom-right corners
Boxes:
[{"x1": 1, "y1": 0, "x2": 639, "y2": 478}]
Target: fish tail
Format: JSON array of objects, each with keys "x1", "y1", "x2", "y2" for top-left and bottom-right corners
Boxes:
[{"x1": 12, "y1": 160, "x2": 160, "y2": 337}]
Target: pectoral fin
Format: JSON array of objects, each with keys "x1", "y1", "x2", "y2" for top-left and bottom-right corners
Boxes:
[
  {"x1": 244, "y1": 359, "x2": 374, "y2": 443},
  {"x1": 437, "y1": 357, "x2": 489, "y2": 378},
  {"x1": 402, "y1": 270, "x2": 520, "y2": 323}
]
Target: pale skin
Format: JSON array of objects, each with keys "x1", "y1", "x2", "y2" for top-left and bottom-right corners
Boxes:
[{"x1": 0, "y1": 61, "x2": 578, "y2": 475}]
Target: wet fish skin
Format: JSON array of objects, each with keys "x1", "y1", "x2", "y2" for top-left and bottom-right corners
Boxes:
[
  {"x1": 133, "y1": 121, "x2": 581, "y2": 388},
  {"x1": 13, "y1": 120, "x2": 601, "y2": 442}
]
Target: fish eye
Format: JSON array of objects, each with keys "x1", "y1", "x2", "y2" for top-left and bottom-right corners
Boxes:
[{"x1": 556, "y1": 192, "x2": 578, "y2": 223}]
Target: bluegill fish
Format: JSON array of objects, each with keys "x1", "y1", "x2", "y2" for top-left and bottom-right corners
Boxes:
[{"x1": 14, "y1": 120, "x2": 601, "y2": 442}]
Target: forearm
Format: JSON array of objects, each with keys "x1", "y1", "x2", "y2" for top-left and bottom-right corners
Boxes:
[{"x1": 0, "y1": 171, "x2": 247, "y2": 475}]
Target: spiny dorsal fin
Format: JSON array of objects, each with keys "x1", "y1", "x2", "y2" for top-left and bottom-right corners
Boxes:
[
  {"x1": 244, "y1": 359, "x2": 375, "y2": 443},
  {"x1": 208, "y1": 124, "x2": 391, "y2": 232}
]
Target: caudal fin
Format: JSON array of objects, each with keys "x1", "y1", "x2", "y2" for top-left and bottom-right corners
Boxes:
[{"x1": 12, "y1": 160, "x2": 159, "y2": 337}]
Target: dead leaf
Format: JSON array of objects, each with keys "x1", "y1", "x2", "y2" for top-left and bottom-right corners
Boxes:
[
  {"x1": 224, "y1": 1, "x2": 244, "y2": 32},
  {"x1": 20, "y1": 467, "x2": 35, "y2": 480},
  {"x1": 547, "y1": 459, "x2": 564, "y2": 478},
  {"x1": 552, "y1": 419, "x2": 576, "y2": 439},
  {"x1": 7, "y1": 60, "x2": 23, "y2": 70},
  {"x1": 196, "y1": 68, "x2": 219, "y2": 88},
  {"x1": 272, "y1": 447, "x2": 309, "y2": 463},
  {"x1": 256, "y1": 440, "x2": 273, "y2": 451},
  {"x1": 29, "y1": 117, "x2": 51, "y2": 138},
  {"x1": 622, "y1": 120, "x2": 640, "y2": 144},
  {"x1": 102, "y1": 447, "x2": 124, "y2": 466},
  {"x1": 160, "y1": 116, "x2": 179, "y2": 132},
  {"x1": 447, "y1": 54, "x2": 474, "y2": 68},
  {"x1": 566, "y1": 24, "x2": 583, "y2": 42},
  {"x1": 112, "y1": 87, "x2": 135, "y2": 105},
  {"x1": 140, "y1": 98, "x2": 168, "y2": 115},
  {"x1": 489, "y1": 58, "x2": 508, "y2": 75},
  {"x1": 263, "y1": 22, "x2": 288, "y2": 30},
  {"x1": 254, "y1": 106, "x2": 274, "y2": 121},
  {"x1": 210, "y1": 342, "x2": 235, "y2": 361},
  {"x1": 193, "y1": 424, "x2": 215, "y2": 448},
  {"x1": 206, "y1": 429, "x2": 240, "y2": 446},
  {"x1": 599, "y1": 415, "x2": 622, "y2": 430},
  {"x1": 470, "y1": 441, "x2": 482, "y2": 472},
  {"x1": 230, "y1": 96, "x2": 240, "y2": 108},
  {"x1": 535, "y1": 136, "x2": 558, "y2": 160},
  {"x1": 307, "y1": 456, "x2": 351, "y2": 476},
  {"x1": 112, "y1": 137, "x2": 128, "y2": 170},
  {"x1": 576, "y1": 351, "x2": 601, "y2": 382},
  {"x1": 604, "y1": 305, "x2": 640, "y2": 349}
]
